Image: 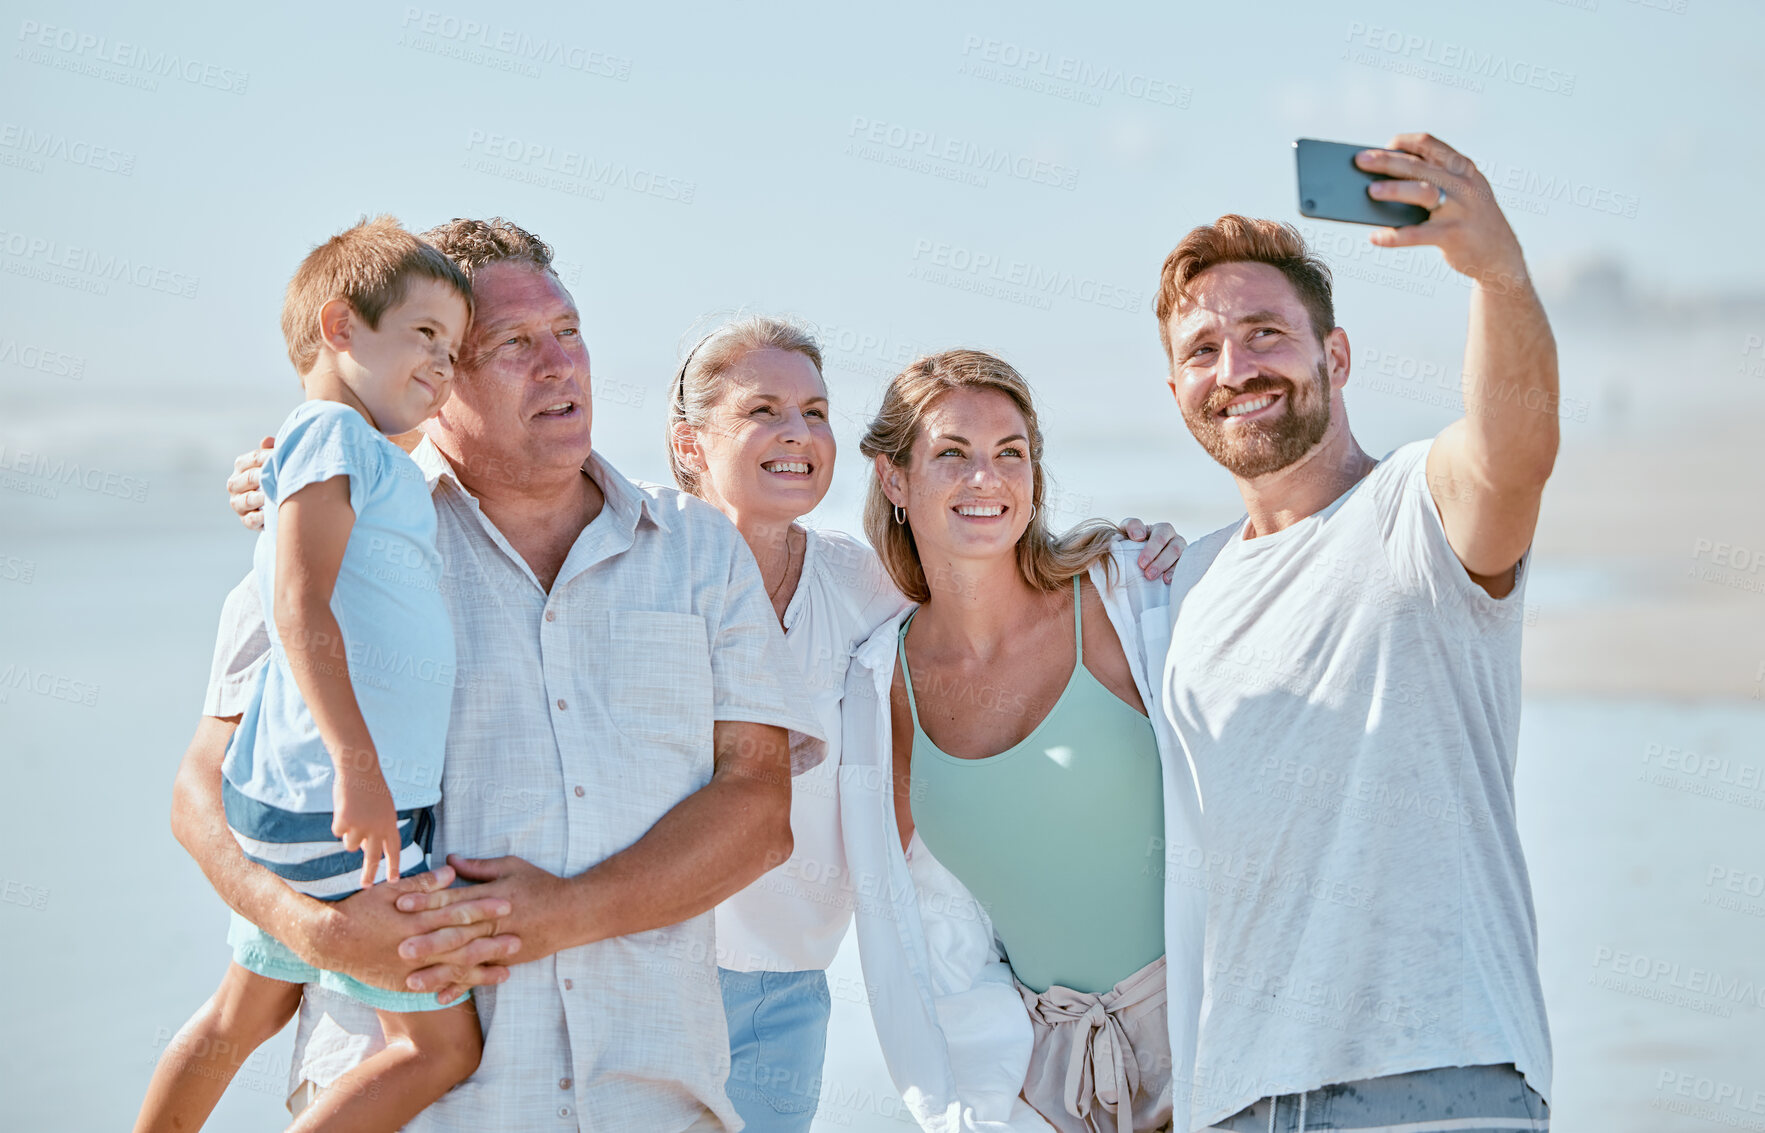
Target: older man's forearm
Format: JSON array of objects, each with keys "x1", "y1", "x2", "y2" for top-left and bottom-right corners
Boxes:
[
  {"x1": 177, "y1": 715, "x2": 507, "y2": 994},
  {"x1": 560, "y1": 722, "x2": 793, "y2": 947}
]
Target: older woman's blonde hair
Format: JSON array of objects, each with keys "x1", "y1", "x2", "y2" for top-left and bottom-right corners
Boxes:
[
  {"x1": 859, "y1": 349, "x2": 1118, "y2": 604},
  {"x1": 666, "y1": 314, "x2": 825, "y2": 496}
]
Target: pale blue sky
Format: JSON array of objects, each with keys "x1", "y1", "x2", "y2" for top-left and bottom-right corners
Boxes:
[
  {"x1": 3, "y1": 0, "x2": 1760, "y2": 529},
  {"x1": 5, "y1": 7, "x2": 1763, "y2": 1128}
]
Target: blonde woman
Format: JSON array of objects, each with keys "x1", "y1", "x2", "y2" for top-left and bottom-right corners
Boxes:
[
  {"x1": 840, "y1": 350, "x2": 1208, "y2": 1133},
  {"x1": 664, "y1": 318, "x2": 1184, "y2": 1132}
]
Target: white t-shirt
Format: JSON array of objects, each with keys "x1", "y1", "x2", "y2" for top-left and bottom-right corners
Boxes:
[
  {"x1": 1161, "y1": 440, "x2": 1550, "y2": 1128},
  {"x1": 227, "y1": 400, "x2": 453, "y2": 816},
  {"x1": 715, "y1": 527, "x2": 909, "y2": 973}
]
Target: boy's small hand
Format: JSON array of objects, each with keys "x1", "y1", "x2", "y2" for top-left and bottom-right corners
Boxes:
[
  {"x1": 333, "y1": 763, "x2": 402, "y2": 889},
  {"x1": 228, "y1": 436, "x2": 274, "y2": 531}
]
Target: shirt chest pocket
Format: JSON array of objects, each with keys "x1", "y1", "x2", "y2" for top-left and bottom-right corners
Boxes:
[{"x1": 607, "y1": 611, "x2": 715, "y2": 752}]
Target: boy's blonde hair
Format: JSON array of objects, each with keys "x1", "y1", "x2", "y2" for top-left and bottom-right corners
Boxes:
[{"x1": 281, "y1": 215, "x2": 473, "y2": 376}]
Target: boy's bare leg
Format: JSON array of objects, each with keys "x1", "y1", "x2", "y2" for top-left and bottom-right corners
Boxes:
[
  {"x1": 134, "y1": 963, "x2": 304, "y2": 1132},
  {"x1": 287, "y1": 997, "x2": 481, "y2": 1132}
]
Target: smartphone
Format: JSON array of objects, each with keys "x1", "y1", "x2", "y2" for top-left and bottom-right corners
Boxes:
[{"x1": 1294, "y1": 138, "x2": 1430, "y2": 227}]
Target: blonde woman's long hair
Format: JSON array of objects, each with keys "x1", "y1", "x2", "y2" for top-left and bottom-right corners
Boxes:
[{"x1": 859, "y1": 349, "x2": 1118, "y2": 604}]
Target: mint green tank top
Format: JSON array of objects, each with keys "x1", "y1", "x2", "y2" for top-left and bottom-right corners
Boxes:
[{"x1": 903, "y1": 578, "x2": 1165, "y2": 995}]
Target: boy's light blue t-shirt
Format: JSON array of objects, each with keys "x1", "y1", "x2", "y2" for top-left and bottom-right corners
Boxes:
[{"x1": 221, "y1": 399, "x2": 455, "y2": 815}]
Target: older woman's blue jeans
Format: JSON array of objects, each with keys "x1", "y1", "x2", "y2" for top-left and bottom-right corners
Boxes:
[{"x1": 718, "y1": 967, "x2": 832, "y2": 1133}]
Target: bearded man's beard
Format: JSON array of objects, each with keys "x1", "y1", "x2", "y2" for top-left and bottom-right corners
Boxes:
[{"x1": 1182, "y1": 360, "x2": 1332, "y2": 479}]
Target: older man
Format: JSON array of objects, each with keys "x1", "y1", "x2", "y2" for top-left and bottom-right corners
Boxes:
[
  {"x1": 168, "y1": 218, "x2": 819, "y2": 1130},
  {"x1": 1154, "y1": 136, "x2": 1558, "y2": 1131}
]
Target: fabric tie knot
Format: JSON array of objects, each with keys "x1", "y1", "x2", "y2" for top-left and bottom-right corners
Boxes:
[{"x1": 1026, "y1": 986, "x2": 1142, "y2": 1133}]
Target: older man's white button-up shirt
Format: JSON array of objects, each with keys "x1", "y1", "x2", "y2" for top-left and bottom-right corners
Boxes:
[{"x1": 203, "y1": 438, "x2": 823, "y2": 1132}]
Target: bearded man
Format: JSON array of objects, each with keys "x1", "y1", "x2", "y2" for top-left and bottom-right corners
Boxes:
[{"x1": 1155, "y1": 134, "x2": 1557, "y2": 1133}]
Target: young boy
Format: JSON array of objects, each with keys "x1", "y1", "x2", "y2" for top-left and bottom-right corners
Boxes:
[{"x1": 135, "y1": 217, "x2": 479, "y2": 1132}]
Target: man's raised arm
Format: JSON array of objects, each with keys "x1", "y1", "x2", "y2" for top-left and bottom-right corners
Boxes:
[{"x1": 1355, "y1": 132, "x2": 1560, "y2": 596}]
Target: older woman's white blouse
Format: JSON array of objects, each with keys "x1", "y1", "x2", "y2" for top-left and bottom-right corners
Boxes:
[{"x1": 714, "y1": 526, "x2": 910, "y2": 973}]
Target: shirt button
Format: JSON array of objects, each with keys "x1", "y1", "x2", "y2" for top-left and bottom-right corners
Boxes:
[
  {"x1": 556, "y1": 698, "x2": 567, "y2": 710},
  {"x1": 573, "y1": 786, "x2": 585, "y2": 798},
  {"x1": 559, "y1": 1077, "x2": 572, "y2": 1090},
  {"x1": 545, "y1": 609, "x2": 556, "y2": 622},
  {"x1": 563, "y1": 978, "x2": 574, "y2": 990},
  {"x1": 558, "y1": 1106, "x2": 570, "y2": 1117}
]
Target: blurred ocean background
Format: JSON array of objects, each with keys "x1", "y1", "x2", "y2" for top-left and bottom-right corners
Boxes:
[{"x1": 4, "y1": 1, "x2": 1763, "y2": 1129}]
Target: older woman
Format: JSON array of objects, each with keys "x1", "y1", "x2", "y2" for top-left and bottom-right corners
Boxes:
[
  {"x1": 840, "y1": 350, "x2": 1208, "y2": 1133},
  {"x1": 664, "y1": 316, "x2": 907, "y2": 1130}
]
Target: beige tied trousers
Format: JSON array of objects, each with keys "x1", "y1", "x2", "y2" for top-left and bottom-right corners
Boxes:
[{"x1": 1017, "y1": 955, "x2": 1174, "y2": 1133}]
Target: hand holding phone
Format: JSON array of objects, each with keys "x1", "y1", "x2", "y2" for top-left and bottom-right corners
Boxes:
[
  {"x1": 1295, "y1": 138, "x2": 1431, "y2": 227},
  {"x1": 1323, "y1": 133, "x2": 1529, "y2": 288}
]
